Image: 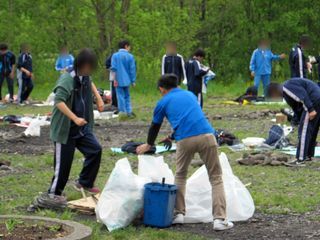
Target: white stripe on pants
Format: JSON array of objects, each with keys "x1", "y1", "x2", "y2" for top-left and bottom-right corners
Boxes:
[{"x1": 50, "y1": 143, "x2": 62, "y2": 194}]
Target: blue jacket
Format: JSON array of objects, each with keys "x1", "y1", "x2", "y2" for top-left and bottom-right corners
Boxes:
[
  {"x1": 55, "y1": 54, "x2": 74, "y2": 72},
  {"x1": 249, "y1": 48, "x2": 280, "y2": 75},
  {"x1": 161, "y1": 54, "x2": 187, "y2": 84},
  {"x1": 283, "y1": 78, "x2": 320, "y2": 114},
  {"x1": 111, "y1": 49, "x2": 136, "y2": 87},
  {"x1": 185, "y1": 59, "x2": 208, "y2": 93},
  {"x1": 0, "y1": 51, "x2": 16, "y2": 76}
]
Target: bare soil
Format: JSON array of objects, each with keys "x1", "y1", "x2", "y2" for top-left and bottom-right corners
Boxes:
[{"x1": 0, "y1": 220, "x2": 69, "y2": 240}]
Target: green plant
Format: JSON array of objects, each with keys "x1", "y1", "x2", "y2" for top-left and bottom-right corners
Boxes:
[{"x1": 5, "y1": 219, "x2": 24, "y2": 233}]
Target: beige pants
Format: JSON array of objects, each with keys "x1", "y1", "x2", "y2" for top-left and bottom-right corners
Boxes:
[{"x1": 175, "y1": 133, "x2": 226, "y2": 220}]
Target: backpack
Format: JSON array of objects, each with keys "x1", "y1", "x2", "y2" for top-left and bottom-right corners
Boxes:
[
  {"x1": 264, "y1": 125, "x2": 290, "y2": 149},
  {"x1": 215, "y1": 129, "x2": 239, "y2": 146},
  {"x1": 105, "y1": 54, "x2": 113, "y2": 69}
]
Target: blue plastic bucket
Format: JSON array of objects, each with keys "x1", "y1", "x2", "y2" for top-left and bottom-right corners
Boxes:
[{"x1": 143, "y1": 181, "x2": 177, "y2": 228}]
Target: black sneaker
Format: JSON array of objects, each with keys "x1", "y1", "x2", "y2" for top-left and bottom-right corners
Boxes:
[{"x1": 285, "y1": 159, "x2": 306, "y2": 167}]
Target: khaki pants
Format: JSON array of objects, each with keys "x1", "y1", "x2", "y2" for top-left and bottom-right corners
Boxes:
[{"x1": 175, "y1": 133, "x2": 226, "y2": 220}]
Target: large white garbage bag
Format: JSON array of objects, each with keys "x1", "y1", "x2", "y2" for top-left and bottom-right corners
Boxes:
[
  {"x1": 184, "y1": 153, "x2": 255, "y2": 223},
  {"x1": 24, "y1": 117, "x2": 50, "y2": 137},
  {"x1": 138, "y1": 155, "x2": 174, "y2": 184},
  {"x1": 95, "y1": 158, "x2": 150, "y2": 231}
]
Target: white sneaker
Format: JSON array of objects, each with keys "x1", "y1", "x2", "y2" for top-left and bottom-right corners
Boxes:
[
  {"x1": 172, "y1": 213, "x2": 184, "y2": 224},
  {"x1": 213, "y1": 219, "x2": 234, "y2": 231}
]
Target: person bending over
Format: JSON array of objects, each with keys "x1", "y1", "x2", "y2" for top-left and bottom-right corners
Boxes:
[
  {"x1": 268, "y1": 78, "x2": 320, "y2": 166},
  {"x1": 137, "y1": 74, "x2": 233, "y2": 231}
]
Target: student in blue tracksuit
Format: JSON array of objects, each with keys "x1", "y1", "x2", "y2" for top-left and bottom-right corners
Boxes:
[
  {"x1": 111, "y1": 40, "x2": 136, "y2": 117},
  {"x1": 185, "y1": 49, "x2": 208, "y2": 108},
  {"x1": 161, "y1": 41, "x2": 187, "y2": 85},
  {"x1": 289, "y1": 35, "x2": 312, "y2": 78},
  {"x1": 55, "y1": 46, "x2": 74, "y2": 73},
  {"x1": 0, "y1": 43, "x2": 16, "y2": 102},
  {"x1": 17, "y1": 43, "x2": 33, "y2": 105},
  {"x1": 268, "y1": 78, "x2": 320, "y2": 166},
  {"x1": 249, "y1": 39, "x2": 285, "y2": 96}
]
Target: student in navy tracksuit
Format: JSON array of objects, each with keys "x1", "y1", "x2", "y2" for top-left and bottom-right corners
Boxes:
[
  {"x1": 289, "y1": 35, "x2": 312, "y2": 78},
  {"x1": 0, "y1": 43, "x2": 16, "y2": 102},
  {"x1": 105, "y1": 53, "x2": 118, "y2": 109},
  {"x1": 161, "y1": 42, "x2": 187, "y2": 85},
  {"x1": 17, "y1": 43, "x2": 33, "y2": 104},
  {"x1": 268, "y1": 78, "x2": 320, "y2": 166},
  {"x1": 185, "y1": 49, "x2": 209, "y2": 108}
]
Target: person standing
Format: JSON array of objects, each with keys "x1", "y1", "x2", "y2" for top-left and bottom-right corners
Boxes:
[
  {"x1": 32, "y1": 49, "x2": 104, "y2": 209},
  {"x1": 111, "y1": 40, "x2": 136, "y2": 117},
  {"x1": 249, "y1": 39, "x2": 285, "y2": 96},
  {"x1": 55, "y1": 46, "x2": 74, "y2": 74},
  {"x1": 137, "y1": 74, "x2": 234, "y2": 231},
  {"x1": 17, "y1": 43, "x2": 33, "y2": 105},
  {"x1": 185, "y1": 49, "x2": 208, "y2": 108},
  {"x1": 289, "y1": 35, "x2": 312, "y2": 78},
  {"x1": 0, "y1": 43, "x2": 16, "y2": 103},
  {"x1": 161, "y1": 41, "x2": 187, "y2": 85},
  {"x1": 268, "y1": 78, "x2": 320, "y2": 166},
  {"x1": 105, "y1": 52, "x2": 118, "y2": 111}
]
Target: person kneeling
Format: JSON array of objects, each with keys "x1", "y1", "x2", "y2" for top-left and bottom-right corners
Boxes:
[
  {"x1": 136, "y1": 74, "x2": 233, "y2": 231},
  {"x1": 268, "y1": 78, "x2": 320, "y2": 166},
  {"x1": 32, "y1": 49, "x2": 104, "y2": 210}
]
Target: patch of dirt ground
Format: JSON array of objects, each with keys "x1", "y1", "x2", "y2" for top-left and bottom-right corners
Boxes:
[
  {"x1": 173, "y1": 210, "x2": 320, "y2": 240},
  {"x1": 0, "y1": 121, "x2": 171, "y2": 155}
]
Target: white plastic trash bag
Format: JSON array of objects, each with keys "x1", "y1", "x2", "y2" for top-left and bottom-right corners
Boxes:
[
  {"x1": 95, "y1": 158, "x2": 150, "y2": 232},
  {"x1": 242, "y1": 137, "x2": 265, "y2": 147},
  {"x1": 184, "y1": 152, "x2": 255, "y2": 223},
  {"x1": 24, "y1": 117, "x2": 50, "y2": 137},
  {"x1": 138, "y1": 155, "x2": 174, "y2": 184}
]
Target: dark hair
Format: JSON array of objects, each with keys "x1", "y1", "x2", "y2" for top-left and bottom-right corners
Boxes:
[
  {"x1": 0, "y1": 43, "x2": 8, "y2": 51},
  {"x1": 73, "y1": 48, "x2": 97, "y2": 73},
  {"x1": 259, "y1": 38, "x2": 269, "y2": 45},
  {"x1": 267, "y1": 82, "x2": 282, "y2": 97},
  {"x1": 118, "y1": 40, "x2": 130, "y2": 49},
  {"x1": 299, "y1": 35, "x2": 311, "y2": 46},
  {"x1": 166, "y1": 41, "x2": 177, "y2": 47},
  {"x1": 193, "y1": 48, "x2": 206, "y2": 58},
  {"x1": 158, "y1": 74, "x2": 178, "y2": 90}
]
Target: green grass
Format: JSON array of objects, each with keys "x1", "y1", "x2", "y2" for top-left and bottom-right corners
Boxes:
[{"x1": 1, "y1": 81, "x2": 320, "y2": 239}]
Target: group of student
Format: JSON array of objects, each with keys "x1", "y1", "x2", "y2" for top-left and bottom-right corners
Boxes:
[
  {"x1": 0, "y1": 43, "x2": 33, "y2": 105},
  {"x1": 30, "y1": 41, "x2": 234, "y2": 231}
]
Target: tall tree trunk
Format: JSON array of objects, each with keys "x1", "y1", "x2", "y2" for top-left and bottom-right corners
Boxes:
[
  {"x1": 91, "y1": 0, "x2": 108, "y2": 54},
  {"x1": 120, "y1": 0, "x2": 130, "y2": 34}
]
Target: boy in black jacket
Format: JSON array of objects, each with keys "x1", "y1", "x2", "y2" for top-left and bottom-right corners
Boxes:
[
  {"x1": 161, "y1": 42, "x2": 187, "y2": 85},
  {"x1": 268, "y1": 78, "x2": 320, "y2": 166},
  {"x1": 185, "y1": 49, "x2": 209, "y2": 108}
]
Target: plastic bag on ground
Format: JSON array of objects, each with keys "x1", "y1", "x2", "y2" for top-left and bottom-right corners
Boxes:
[
  {"x1": 138, "y1": 155, "x2": 175, "y2": 184},
  {"x1": 184, "y1": 152, "x2": 255, "y2": 223},
  {"x1": 24, "y1": 116, "x2": 50, "y2": 137},
  {"x1": 95, "y1": 158, "x2": 150, "y2": 232}
]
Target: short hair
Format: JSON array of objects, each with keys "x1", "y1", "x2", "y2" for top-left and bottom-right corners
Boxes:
[
  {"x1": 158, "y1": 74, "x2": 178, "y2": 90},
  {"x1": 73, "y1": 48, "x2": 97, "y2": 72},
  {"x1": 0, "y1": 43, "x2": 8, "y2": 51},
  {"x1": 299, "y1": 35, "x2": 311, "y2": 46},
  {"x1": 259, "y1": 38, "x2": 269, "y2": 45},
  {"x1": 193, "y1": 48, "x2": 206, "y2": 58},
  {"x1": 166, "y1": 41, "x2": 177, "y2": 48},
  {"x1": 118, "y1": 40, "x2": 130, "y2": 49},
  {"x1": 267, "y1": 82, "x2": 282, "y2": 97}
]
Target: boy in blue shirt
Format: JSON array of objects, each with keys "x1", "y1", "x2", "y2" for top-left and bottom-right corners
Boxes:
[
  {"x1": 111, "y1": 40, "x2": 136, "y2": 117},
  {"x1": 137, "y1": 74, "x2": 233, "y2": 231},
  {"x1": 55, "y1": 46, "x2": 74, "y2": 73},
  {"x1": 0, "y1": 43, "x2": 16, "y2": 102},
  {"x1": 249, "y1": 39, "x2": 285, "y2": 96}
]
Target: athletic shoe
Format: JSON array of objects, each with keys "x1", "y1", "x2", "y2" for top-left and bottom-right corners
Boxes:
[
  {"x1": 172, "y1": 214, "x2": 184, "y2": 224},
  {"x1": 285, "y1": 159, "x2": 306, "y2": 167},
  {"x1": 213, "y1": 219, "x2": 234, "y2": 231},
  {"x1": 29, "y1": 192, "x2": 67, "y2": 211},
  {"x1": 74, "y1": 180, "x2": 100, "y2": 194}
]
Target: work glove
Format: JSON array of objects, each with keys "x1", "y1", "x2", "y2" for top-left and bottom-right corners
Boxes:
[{"x1": 159, "y1": 136, "x2": 173, "y2": 150}]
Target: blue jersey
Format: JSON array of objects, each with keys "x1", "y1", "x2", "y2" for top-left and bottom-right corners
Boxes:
[
  {"x1": 111, "y1": 49, "x2": 136, "y2": 87},
  {"x1": 249, "y1": 48, "x2": 280, "y2": 75},
  {"x1": 55, "y1": 54, "x2": 74, "y2": 72},
  {"x1": 152, "y1": 88, "x2": 215, "y2": 141}
]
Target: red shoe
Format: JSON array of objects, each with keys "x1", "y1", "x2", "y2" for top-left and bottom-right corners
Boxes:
[{"x1": 74, "y1": 180, "x2": 100, "y2": 194}]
